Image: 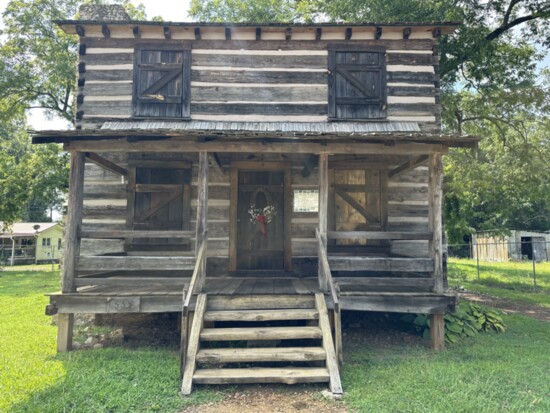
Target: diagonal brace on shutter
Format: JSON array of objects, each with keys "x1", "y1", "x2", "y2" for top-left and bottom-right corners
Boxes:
[
  {"x1": 140, "y1": 68, "x2": 182, "y2": 96},
  {"x1": 335, "y1": 187, "x2": 378, "y2": 224},
  {"x1": 335, "y1": 68, "x2": 378, "y2": 99},
  {"x1": 135, "y1": 188, "x2": 183, "y2": 223}
]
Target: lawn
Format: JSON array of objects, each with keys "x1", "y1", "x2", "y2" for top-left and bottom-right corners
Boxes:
[
  {"x1": 1, "y1": 267, "x2": 549, "y2": 412},
  {"x1": 448, "y1": 258, "x2": 550, "y2": 307}
]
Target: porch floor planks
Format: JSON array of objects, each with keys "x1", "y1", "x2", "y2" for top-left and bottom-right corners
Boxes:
[{"x1": 234, "y1": 278, "x2": 257, "y2": 294}]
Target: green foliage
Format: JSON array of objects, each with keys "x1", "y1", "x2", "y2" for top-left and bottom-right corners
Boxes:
[
  {"x1": 402, "y1": 302, "x2": 506, "y2": 345},
  {"x1": 0, "y1": 115, "x2": 69, "y2": 225},
  {"x1": 0, "y1": 269, "x2": 222, "y2": 412}
]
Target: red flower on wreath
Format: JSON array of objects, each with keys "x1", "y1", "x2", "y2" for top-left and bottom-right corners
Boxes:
[{"x1": 248, "y1": 205, "x2": 277, "y2": 237}]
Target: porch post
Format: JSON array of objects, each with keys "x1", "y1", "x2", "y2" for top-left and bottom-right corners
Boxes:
[
  {"x1": 195, "y1": 151, "x2": 208, "y2": 290},
  {"x1": 318, "y1": 153, "x2": 329, "y2": 292},
  {"x1": 58, "y1": 151, "x2": 85, "y2": 352},
  {"x1": 428, "y1": 152, "x2": 445, "y2": 350},
  {"x1": 10, "y1": 237, "x2": 15, "y2": 266}
]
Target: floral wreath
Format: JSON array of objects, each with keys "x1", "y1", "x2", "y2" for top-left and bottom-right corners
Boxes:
[{"x1": 247, "y1": 188, "x2": 278, "y2": 237}]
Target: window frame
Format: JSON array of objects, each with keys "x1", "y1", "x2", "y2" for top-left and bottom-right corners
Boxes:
[
  {"x1": 132, "y1": 41, "x2": 192, "y2": 120},
  {"x1": 327, "y1": 44, "x2": 387, "y2": 121},
  {"x1": 125, "y1": 160, "x2": 192, "y2": 252}
]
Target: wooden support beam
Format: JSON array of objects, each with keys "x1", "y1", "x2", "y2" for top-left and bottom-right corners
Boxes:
[
  {"x1": 430, "y1": 312, "x2": 445, "y2": 351},
  {"x1": 85, "y1": 152, "x2": 128, "y2": 177},
  {"x1": 101, "y1": 24, "x2": 110, "y2": 38},
  {"x1": 429, "y1": 153, "x2": 444, "y2": 293},
  {"x1": 301, "y1": 154, "x2": 318, "y2": 178},
  {"x1": 255, "y1": 27, "x2": 262, "y2": 40},
  {"x1": 375, "y1": 26, "x2": 382, "y2": 39},
  {"x1": 285, "y1": 27, "x2": 292, "y2": 41},
  {"x1": 315, "y1": 28, "x2": 322, "y2": 41},
  {"x1": 388, "y1": 154, "x2": 429, "y2": 179},
  {"x1": 132, "y1": 25, "x2": 141, "y2": 38},
  {"x1": 62, "y1": 152, "x2": 85, "y2": 294},
  {"x1": 66, "y1": 139, "x2": 445, "y2": 156},
  {"x1": 318, "y1": 153, "x2": 329, "y2": 291},
  {"x1": 194, "y1": 27, "x2": 201, "y2": 40},
  {"x1": 334, "y1": 187, "x2": 378, "y2": 223},
  {"x1": 196, "y1": 151, "x2": 208, "y2": 286},
  {"x1": 163, "y1": 26, "x2": 171, "y2": 39},
  {"x1": 57, "y1": 152, "x2": 84, "y2": 352},
  {"x1": 403, "y1": 27, "x2": 412, "y2": 39},
  {"x1": 225, "y1": 27, "x2": 231, "y2": 40},
  {"x1": 75, "y1": 25, "x2": 85, "y2": 37},
  {"x1": 57, "y1": 314, "x2": 74, "y2": 352},
  {"x1": 345, "y1": 28, "x2": 352, "y2": 40},
  {"x1": 209, "y1": 153, "x2": 225, "y2": 176}
]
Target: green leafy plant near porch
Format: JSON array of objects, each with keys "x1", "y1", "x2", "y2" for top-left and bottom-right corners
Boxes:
[{"x1": 402, "y1": 302, "x2": 506, "y2": 344}]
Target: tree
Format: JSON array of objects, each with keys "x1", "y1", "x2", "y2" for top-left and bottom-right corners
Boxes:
[{"x1": 0, "y1": 0, "x2": 147, "y2": 227}]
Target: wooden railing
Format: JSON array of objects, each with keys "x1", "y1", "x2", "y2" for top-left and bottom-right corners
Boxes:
[
  {"x1": 79, "y1": 230, "x2": 194, "y2": 239},
  {"x1": 316, "y1": 228, "x2": 339, "y2": 312},
  {"x1": 180, "y1": 231, "x2": 208, "y2": 378},
  {"x1": 182, "y1": 232, "x2": 208, "y2": 317},
  {"x1": 316, "y1": 228, "x2": 342, "y2": 365},
  {"x1": 327, "y1": 231, "x2": 432, "y2": 240}
]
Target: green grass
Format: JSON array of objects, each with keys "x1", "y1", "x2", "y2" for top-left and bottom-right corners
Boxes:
[
  {"x1": 344, "y1": 314, "x2": 550, "y2": 412},
  {"x1": 448, "y1": 258, "x2": 550, "y2": 307},
  {"x1": 0, "y1": 270, "x2": 221, "y2": 413},
  {"x1": 2, "y1": 268, "x2": 550, "y2": 412}
]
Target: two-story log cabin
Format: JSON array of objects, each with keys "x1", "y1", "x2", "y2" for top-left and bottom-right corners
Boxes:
[{"x1": 33, "y1": 5, "x2": 479, "y2": 395}]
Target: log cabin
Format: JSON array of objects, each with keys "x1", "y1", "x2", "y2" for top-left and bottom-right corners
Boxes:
[{"x1": 33, "y1": 5, "x2": 480, "y2": 395}]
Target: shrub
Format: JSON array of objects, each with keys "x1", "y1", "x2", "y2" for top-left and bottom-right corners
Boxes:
[{"x1": 401, "y1": 302, "x2": 506, "y2": 344}]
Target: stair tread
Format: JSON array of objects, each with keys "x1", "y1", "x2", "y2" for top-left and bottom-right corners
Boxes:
[
  {"x1": 193, "y1": 367, "x2": 330, "y2": 384},
  {"x1": 196, "y1": 346, "x2": 326, "y2": 363},
  {"x1": 204, "y1": 309, "x2": 319, "y2": 322},
  {"x1": 200, "y1": 326, "x2": 322, "y2": 341}
]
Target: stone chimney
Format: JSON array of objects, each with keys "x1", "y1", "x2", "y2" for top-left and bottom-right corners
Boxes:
[{"x1": 79, "y1": 4, "x2": 130, "y2": 21}]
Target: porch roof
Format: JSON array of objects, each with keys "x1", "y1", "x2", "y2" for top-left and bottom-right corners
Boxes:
[{"x1": 32, "y1": 121, "x2": 480, "y2": 148}]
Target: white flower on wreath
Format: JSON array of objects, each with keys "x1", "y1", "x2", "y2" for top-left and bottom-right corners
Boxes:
[{"x1": 248, "y1": 204, "x2": 278, "y2": 223}]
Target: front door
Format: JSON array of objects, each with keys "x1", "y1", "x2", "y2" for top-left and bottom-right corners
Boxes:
[{"x1": 230, "y1": 162, "x2": 291, "y2": 271}]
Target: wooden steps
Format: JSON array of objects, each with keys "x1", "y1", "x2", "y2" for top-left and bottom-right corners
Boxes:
[
  {"x1": 204, "y1": 308, "x2": 319, "y2": 322},
  {"x1": 200, "y1": 326, "x2": 323, "y2": 341},
  {"x1": 193, "y1": 367, "x2": 330, "y2": 384},
  {"x1": 181, "y1": 293, "x2": 342, "y2": 396},
  {"x1": 196, "y1": 347, "x2": 327, "y2": 363}
]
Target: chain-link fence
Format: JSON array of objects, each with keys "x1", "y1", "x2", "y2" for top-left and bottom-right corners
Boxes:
[{"x1": 447, "y1": 240, "x2": 550, "y2": 293}]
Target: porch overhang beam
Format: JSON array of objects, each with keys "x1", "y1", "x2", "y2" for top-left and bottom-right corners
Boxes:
[
  {"x1": 63, "y1": 139, "x2": 447, "y2": 156},
  {"x1": 85, "y1": 152, "x2": 128, "y2": 177}
]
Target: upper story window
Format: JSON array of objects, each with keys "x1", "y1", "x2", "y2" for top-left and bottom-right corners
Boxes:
[
  {"x1": 328, "y1": 45, "x2": 387, "y2": 120},
  {"x1": 133, "y1": 44, "x2": 191, "y2": 119}
]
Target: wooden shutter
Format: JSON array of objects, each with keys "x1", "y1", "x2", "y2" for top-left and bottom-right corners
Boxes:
[
  {"x1": 133, "y1": 47, "x2": 191, "y2": 118},
  {"x1": 328, "y1": 47, "x2": 386, "y2": 120}
]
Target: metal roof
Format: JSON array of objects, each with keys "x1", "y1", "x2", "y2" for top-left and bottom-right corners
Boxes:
[
  {"x1": 101, "y1": 121, "x2": 421, "y2": 134},
  {"x1": 0, "y1": 222, "x2": 60, "y2": 238}
]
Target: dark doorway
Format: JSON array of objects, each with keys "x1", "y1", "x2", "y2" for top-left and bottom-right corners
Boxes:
[{"x1": 230, "y1": 162, "x2": 291, "y2": 272}]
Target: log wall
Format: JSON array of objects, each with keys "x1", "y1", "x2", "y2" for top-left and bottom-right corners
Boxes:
[
  {"x1": 80, "y1": 152, "x2": 429, "y2": 267},
  {"x1": 76, "y1": 36, "x2": 441, "y2": 132}
]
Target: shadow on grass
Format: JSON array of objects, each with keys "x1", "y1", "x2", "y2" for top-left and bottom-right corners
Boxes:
[{"x1": 9, "y1": 348, "x2": 222, "y2": 413}]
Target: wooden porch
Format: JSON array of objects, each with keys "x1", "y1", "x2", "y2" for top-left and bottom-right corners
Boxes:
[{"x1": 35, "y1": 131, "x2": 466, "y2": 395}]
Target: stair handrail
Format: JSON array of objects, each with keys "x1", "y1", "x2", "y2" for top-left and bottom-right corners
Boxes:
[
  {"x1": 316, "y1": 228, "x2": 339, "y2": 312},
  {"x1": 182, "y1": 231, "x2": 208, "y2": 317}
]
